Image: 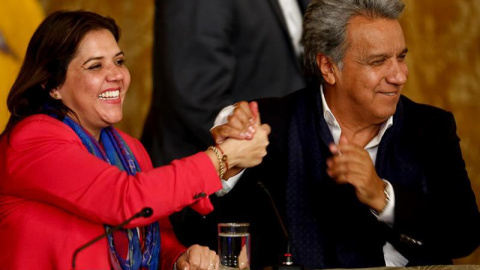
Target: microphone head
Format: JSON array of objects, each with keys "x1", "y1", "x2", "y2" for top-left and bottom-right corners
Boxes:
[
  {"x1": 257, "y1": 181, "x2": 266, "y2": 189},
  {"x1": 140, "y1": 207, "x2": 153, "y2": 218}
]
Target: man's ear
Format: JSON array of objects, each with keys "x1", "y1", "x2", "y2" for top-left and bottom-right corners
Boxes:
[{"x1": 316, "y1": 53, "x2": 336, "y2": 85}]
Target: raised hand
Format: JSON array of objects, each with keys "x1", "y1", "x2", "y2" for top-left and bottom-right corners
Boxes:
[
  {"x1": 219, "y1": 111, "x2": 271, "y2": 169},
  {"x1": 212, "y1": 101, "x2": 259, "y2": 144},
  {"x1": 326, "y1": 135, "x2": 387, "y2": 212}
]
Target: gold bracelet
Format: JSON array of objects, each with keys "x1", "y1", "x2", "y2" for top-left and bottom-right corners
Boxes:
[
  {"x1": 208, "y1": 146, "x2": 225, "y2": 179},
  {"x1": 215, "y1": 144, "x2": 229, "y2": 171}
]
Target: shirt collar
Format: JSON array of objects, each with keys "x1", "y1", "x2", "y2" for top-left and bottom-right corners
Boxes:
[{"x1": 320, "y1": 85, "x2": 393, "y2": 149}]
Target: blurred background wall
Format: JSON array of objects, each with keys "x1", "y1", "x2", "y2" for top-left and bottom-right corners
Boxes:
[{"x1": 1, "y1": 0, "x2": 479, "y2": 264}]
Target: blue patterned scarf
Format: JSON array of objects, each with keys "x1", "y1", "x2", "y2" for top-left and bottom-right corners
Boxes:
[{"x1": 63, "y1": 116, "x2": 160, "y2": 270}]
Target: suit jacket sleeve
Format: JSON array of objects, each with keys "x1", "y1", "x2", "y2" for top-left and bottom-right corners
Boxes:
[
  {"x1": 1, "y1": 115, "x2": 222, "y2": 228},
  {"x1": 390, "y1": 110, "x2": 480, "y2": 261},
  {"x1": 159, "y1": 216, "x2": 187, "y2": 270},
  {"x1": 129, "y1": 135, "x2": 189, "y2": 270}
]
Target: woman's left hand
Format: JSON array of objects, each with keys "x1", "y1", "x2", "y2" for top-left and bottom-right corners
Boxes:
[{"x1": 176, "y1": 244, "x2": 219, "y2": 270}]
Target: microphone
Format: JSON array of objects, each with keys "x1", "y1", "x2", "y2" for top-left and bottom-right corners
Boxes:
[
  {"x1": 71, "y1": 207, "x2": 153, "y2": 269},
  {"x1": 257, "y1": 182, "x2": 303, "y2": 270}
]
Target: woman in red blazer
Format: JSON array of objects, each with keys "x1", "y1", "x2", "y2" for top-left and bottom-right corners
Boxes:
[{"x1": 0, "y1": 10, "x2": 270, "y2": 270}]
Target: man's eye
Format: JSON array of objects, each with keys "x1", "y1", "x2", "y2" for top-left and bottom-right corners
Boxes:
[{"x1": 371, "y1": 59, "x2": 386, "y2": 66}]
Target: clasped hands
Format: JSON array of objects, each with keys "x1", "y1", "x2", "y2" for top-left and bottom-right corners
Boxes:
[
  {"x1": 211, "y1": 101, "x2": 271, "y2": 179},
  {"x1": 212, "y1": 101, "x2": 386, "y2": 212}
]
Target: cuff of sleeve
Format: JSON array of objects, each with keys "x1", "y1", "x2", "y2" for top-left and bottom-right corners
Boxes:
[
  {"x1": 215, "y1": 169, "x2": 245, "y2": 197},
  {"x1": 212, "y1": 105, "x2": 235, "y2": 130},
  {"x1": 371, "y1": 180, "x2": 395, "y2": 227}
]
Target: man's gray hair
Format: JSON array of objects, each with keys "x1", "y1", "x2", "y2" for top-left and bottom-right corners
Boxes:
[{"x1": 302, "y1": 0, "x2": 405, "y2": 78}]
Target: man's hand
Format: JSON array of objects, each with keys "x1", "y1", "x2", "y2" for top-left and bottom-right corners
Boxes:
[
  {"x1": 326, "y1": 135, "x2": 386, "y2": 212},
  {"x1": 176, "y1": 244, "x2": 219, "y2": 270},
  {"x1": 212, "y1": 101, "x2": 259, "y2": 144}
]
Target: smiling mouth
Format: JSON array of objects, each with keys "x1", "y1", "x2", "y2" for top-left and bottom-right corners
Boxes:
[
  {"x1": 379, "y1": 91, "x2": 397, "y2": 96},
  {"x1": 98, "y1": 90, "x2": 120, "y2": 100}
]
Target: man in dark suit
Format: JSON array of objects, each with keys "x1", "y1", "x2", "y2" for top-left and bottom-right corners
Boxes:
[
  {"x1": 141, "y1": 0, "x2": 311, "y2": 166},
  {"x1": 209, "y1": 0, "x2": 480, "y2": 269}
]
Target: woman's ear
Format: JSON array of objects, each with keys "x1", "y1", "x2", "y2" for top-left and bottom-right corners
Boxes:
[
  {"x1": 316, "y1": 54, "x2": 336, "y2": 85},
  {"x1": 50, "y1": 89, "x2": 62, "y2": 100}
]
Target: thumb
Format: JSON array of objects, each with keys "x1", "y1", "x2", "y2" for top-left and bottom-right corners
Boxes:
[
  {"x1": 249, "y1": 101, "x2": 262, "y2": 126},
  {"x1": 176, "y1": 261, "x2": 190, "y2": 270},
  {"x1": 211, "y1": 126, "x2": 226, "y2": 144},
  {"x1": 339, "y1": 134, "x2": 349, "y2": 145}
]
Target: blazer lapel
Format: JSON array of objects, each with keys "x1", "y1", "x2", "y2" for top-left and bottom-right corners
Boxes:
[
  {"x1": 268, "y1": 0, "x2": 290, "y2": 34},
  {"x1": 267, "y1": 0, "x2": 303, "y2": 70}
]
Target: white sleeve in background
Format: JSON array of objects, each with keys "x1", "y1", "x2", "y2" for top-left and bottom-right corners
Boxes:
[{"x1": 212, "y1": 105, "x2": 235, "y2": 129}]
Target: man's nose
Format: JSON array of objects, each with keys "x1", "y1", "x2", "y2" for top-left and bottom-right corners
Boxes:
[{"x1": 387, "y1": 60, "x2": 408, "y2": 85}]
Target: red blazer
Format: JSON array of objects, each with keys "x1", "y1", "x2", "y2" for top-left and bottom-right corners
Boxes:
[{"x1": 0, "y1": 114, "x2": 222, "y2": 270}]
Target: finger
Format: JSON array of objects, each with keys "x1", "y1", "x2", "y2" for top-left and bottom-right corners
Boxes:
[
  {"x1": 212, "y1": 125, "x2": 247, "y2": 143},
  {"x1": 329, "y1": 143, "x2": 341, "y2": 156},
  {"x1": 249, "y1": 101, "x2": 260, "y2": 125},
  {"x1": 339, "y1": 134, "x2": 349, "y2": 145},
  {"x1": 214, "y1": 255, "x2": 220, "y2": 270},
  {"x1": 335, "y1": 140, "x2": 367, "y2": 157},
  {"x1": 191, "y1": 246, "x2": 214, "y2": 270},
  {"x1": 208, "y1": 252, "x2": 219, "y2": 270},
  {"x1": 234, "y1": 101, "x2": 255, "y2": 126},
  {"x1": 260, "y1": 123, "x2": 271, "y2": 135},
  {"x1": 230, "y1": 105, "x2": 256, "y2": 139},
  {"x1": 227, "y1": 115, "x2": 251, "y2": 136},
  {"x1": 326, "y1": 156, "x2": 350, "y2": 183},
  {"x1": 211, "y1": 126, "x2": 227, "y2": 144},
  {"x1": 176, "y1": 255, "x2": 190, "y2": 270}
]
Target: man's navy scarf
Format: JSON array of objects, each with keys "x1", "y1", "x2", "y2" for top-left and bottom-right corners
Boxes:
[
  {"x1": 63, "y1": 116, "x2": 160, "y2": 270},
  {"x1": 285, "y1": 86, "x2": 425, "y2": 268}
]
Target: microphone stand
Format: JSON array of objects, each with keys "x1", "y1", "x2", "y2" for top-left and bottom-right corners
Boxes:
[
  {"x1": 71, "y1": 207, "x2": 153, "y2": 269},
  {"x1": 257, "y1": 182, "x2": 303, "y2": 270}
]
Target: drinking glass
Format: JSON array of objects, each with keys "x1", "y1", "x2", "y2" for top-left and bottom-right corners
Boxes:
[{"x1": 218, "y1": 223, "x2": 250, "y2": 269}]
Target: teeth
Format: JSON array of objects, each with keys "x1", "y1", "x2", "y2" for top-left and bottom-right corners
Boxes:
[
  {"x1": 99, "y1": 90, "x2": 120, "y2": 100},
  {"x1": 381, "y1": 92, "x2": 395, "y2": 96}
]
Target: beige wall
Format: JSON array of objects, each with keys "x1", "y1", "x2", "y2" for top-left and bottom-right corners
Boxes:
[
  {"x1": 401, "y1": 0, "x2": 480, "y2": 263},
  {"x1": 35, "y1": 0, "x2": 480, "y2": 264}
]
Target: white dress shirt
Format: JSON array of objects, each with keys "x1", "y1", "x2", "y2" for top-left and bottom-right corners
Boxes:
[{"x1": 277, "y1": 0, "x2": 304, "y2": 56}]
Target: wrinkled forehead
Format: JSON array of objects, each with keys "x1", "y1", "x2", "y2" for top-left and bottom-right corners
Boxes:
[{"x1": 346, "y1": 16, "x2": 406, "y2": 55}]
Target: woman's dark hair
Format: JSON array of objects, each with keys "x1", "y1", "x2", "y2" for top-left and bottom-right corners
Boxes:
[{"x1": 1, "y1": 10, "x2": 120, "y2": 137}]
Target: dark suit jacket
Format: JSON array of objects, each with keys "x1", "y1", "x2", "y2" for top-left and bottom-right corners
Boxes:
[
  {"x1": 171, "y1": 85, "x2": 480, "y2": 269},
  {"x1": 142, "y1": 0, "x2": 310, "y2": 166}
]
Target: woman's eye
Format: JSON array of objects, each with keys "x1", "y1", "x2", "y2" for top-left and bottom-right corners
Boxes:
[
  {"x1": 88, "y1": 64, "x2": 101, "y2": 70},
  {"x1": 116, "y1": 59, "x2": 125, "y2": 66}
]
